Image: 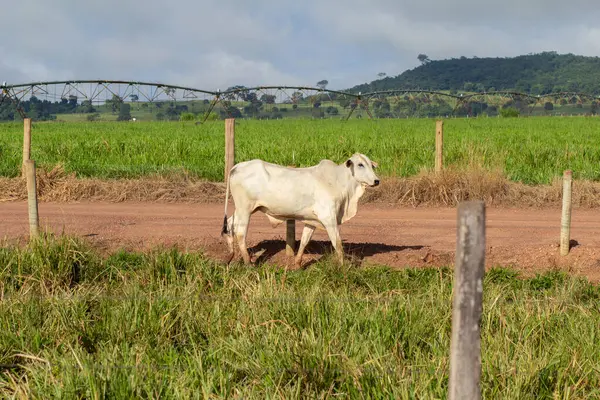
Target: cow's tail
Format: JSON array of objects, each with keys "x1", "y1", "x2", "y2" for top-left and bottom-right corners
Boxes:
[{"x1": 221, "y1": 169, "x2": 232, "y2": 236}]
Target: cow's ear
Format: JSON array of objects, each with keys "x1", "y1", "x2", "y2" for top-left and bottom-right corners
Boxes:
[{"x1": 346, "y1": 159, "x2": 353, "y2": 168}]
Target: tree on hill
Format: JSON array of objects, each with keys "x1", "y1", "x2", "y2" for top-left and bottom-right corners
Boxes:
[{"x1": 417, "y1": 54, "x2": 431, "y2": 65}]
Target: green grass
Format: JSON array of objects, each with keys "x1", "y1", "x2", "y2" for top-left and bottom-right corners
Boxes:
[
  {"x1": 1, "y1": 117, "x2": 599, "y2": 184},
  {"x1": 53, "y1": 101, "x2": 336, "y2": 123},
  {"x1": 1, "y1": 235, "x2": 599, "y2": 398}
]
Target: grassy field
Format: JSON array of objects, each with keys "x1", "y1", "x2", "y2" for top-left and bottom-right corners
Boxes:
[
  {"x1": 0, "y1": 235, "x2": 599, "y2": 398},
  {"x1": 48, "y1": 95, "x2": 600, "y2": 122},
  {"x1": 1, "y1": 117, "x2": 599, "y2": 184},
  {"x1": 53, "y1": 101, "x2": 331, "y2": 122}
]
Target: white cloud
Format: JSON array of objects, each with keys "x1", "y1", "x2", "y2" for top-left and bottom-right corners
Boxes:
[
  {"x1": 0, "y1": 48, "x2": 74, "y2": 83},
  {"x1": 165, "y1": 51, "x2": 304, "y2": 89},
  {"x1": 1, "y1": 0, "x2": 599, "y2": 91},
  {"x1": 574, "y1": 27, "x2": 600, "y2": 54},
  {"x1": 307, "y1": 0, "x2": 600, "y2": 62}
]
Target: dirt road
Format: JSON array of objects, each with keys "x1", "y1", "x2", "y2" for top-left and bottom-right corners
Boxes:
[{"x1": 1, "y1": 202, "x2": 599, "y2": 281}]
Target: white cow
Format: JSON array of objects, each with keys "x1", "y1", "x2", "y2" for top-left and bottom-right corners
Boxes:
[{"x1": 221, "y1": 153, "x2": 380, "y2": 268}]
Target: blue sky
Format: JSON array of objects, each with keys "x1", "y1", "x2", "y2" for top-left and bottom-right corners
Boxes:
[{"x1": 2, "y1": 0, "x2": 599, "y2": 91}]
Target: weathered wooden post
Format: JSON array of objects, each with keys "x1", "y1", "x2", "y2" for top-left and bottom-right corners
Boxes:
[
  {"x1": 224, "y1": 118, "x2": 235, "y2": 182},
  {"x1": 22, "y1": 118, "x2": 32, "y2": 177},
  {"x1": 24, "y1": 159, "x2": 40, "y2": 239},
  {"x1": 435, "y1": 120, "x2": 444, "y2": 172},
  {"x1": 560, "y1": 170, "x2": 573, "y2": 256},
  {"x1": 286, "y1": 220, "x2": 296, "y2": 256},
  {"x1": 449, "y1": 201, "x2": 486, "y2": 400}
]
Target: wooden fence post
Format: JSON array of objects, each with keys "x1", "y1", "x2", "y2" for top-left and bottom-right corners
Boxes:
[
  {"x1": 560, "y1": 170, "x2": 573, "y2": 256},
  {"x1": 24, "y1": 159, "x2": 39, "y2": 239},
  {"x1": 225, "y1": 118, "x2": 235, "y2": 182},
  {"x1": 22, "y1": 118, "x2": 32, "y2": 177},
  {"x1": 435, "y1": 120, "x2": 443, "y2": 172},
  {"x1": 286, "y1": 220, "x2": 296, "y2": 256},
  {"x1": 449, "y1": 201, "x2": 486, "y2": 400}
]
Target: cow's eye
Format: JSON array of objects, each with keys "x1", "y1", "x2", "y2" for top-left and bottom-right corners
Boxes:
[{"x1": 358, "y1": 163, "x2": 364, "y2": 168}]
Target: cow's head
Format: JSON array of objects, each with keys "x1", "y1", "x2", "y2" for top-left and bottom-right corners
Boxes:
[{"x1": 345, "y1": 153, "x2": 380, "y2": 187}]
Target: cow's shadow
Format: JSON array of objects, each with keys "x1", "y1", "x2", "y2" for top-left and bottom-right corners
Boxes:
[{"x1": 248, "y1": 239, "x2": 423, "y2": 266}]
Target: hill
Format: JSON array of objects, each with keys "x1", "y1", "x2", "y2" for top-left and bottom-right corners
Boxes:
[{"x1": 348, "y1": 52, "x2": 600, "y2": 95}]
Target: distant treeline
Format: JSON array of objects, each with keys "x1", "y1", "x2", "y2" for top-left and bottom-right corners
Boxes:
[
  {"x1": 2, "y1": 51, "x2": 600, "y2": 122},
  {"x1": 349, "y1": 52, "x2": 600, "y2": 95},
  {"x1": 0, "y1": 95, "x2": 196, "y2": 122}
]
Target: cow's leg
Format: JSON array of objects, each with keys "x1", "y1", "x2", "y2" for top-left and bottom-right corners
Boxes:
[
  {"x1": 233, "y1": 210, "x2": 252, "y2": 265},
  {"x1": 293, "y1": 224, "x2": 316, "y2": 269},
  {"x1": 224, "y1": 215, "x2": 236, "y2": 264},
  {"x1": 323, "y1": 222, "x2": 344, "y2": 265}
]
